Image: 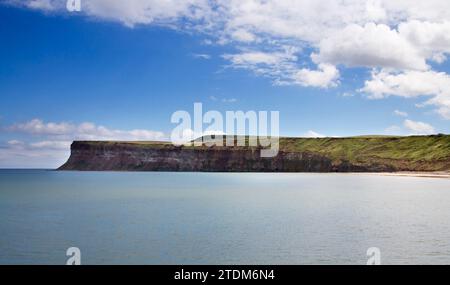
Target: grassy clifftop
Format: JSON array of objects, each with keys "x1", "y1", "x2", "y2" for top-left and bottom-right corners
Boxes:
[
  {"x1": 64, "y1": 135, "x2": 450, "y2": 172},
  {"x1": 280, "y1": 135, "x2": 450, "y2": 163}
]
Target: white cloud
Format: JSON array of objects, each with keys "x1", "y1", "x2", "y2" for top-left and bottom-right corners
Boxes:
[
  {"x1": 403, "y1": 119, "x2": 436, "y2": 135},
  {"x1": 26, "y1": 0, "x2": 55, "y2": 10},
  {"x1": 222, "y1": 48, "x2": 304, "y2": 84},
  {"x1": 192, "y1": 53, "x2": 211, "y2": 59},
  {"x1": 361, "y1": 70, "x2": 450, "y2": 119},
  {"x1": 7, "y1": 140, "x2": 25, "y2": 148},
  {"x1": 313, "y1": 23, "x2": 428, "y2": 70},
  {"x1": 29, "y1": 140, "x2": 72, "y2": 150},
  {"x1": 231, "y1": 29, "x2": 257, "y2": 43},
  {"x1": 223, "y1": 49, "x2": 339, "y2": 88},
  {"x1": 10, "y1": 119, "x2": 75, "y2": 135},
  {"x1": 10, "y1": 119, "x2": 166, "y2": 141},
  {"x1": 292, "y1": 63, "x2": 339, "y2": 88},
  {"x1": 0, "y1": 144, "x2": 69, "y2": 169},
  {"x1": 431, "y1": 53, "x2": 447, "y2": 64},
  {"x1": 75, "y1": 122, "x2": 166, "y2": 141},
  {"x1": 223, "y1": 50, "x2": 296, "y2": 66},
  {"x1": 82, "y1": 0, "x2": 211, "y2": 28},
  {"x1": 385, "y1": 119, "x2": 439, "y2": 135},
  {"x1": 2, "y1": 118, "x2": 167, "y2": 168},
  {"x1": 394, "y1": 110, "x2": 408, "y2": 117},
  {"x1": 7, "y1": 140, "x2": 22, "y2": 145},
  {"x1": 9, "y1": 1, "x2": 450, "y2": 53},
  {"x1": 398, "y1": 20, "x2": 450, "y2": 63},
  {"x1": 302, "y1": 130, "x2": 326, "y2": 138},
  {"x1": 0, "y1": 139, "x2": 70, "y2": 168},
  {"x1": 6, "y1": 139, "x2": 70, "y2": 150}
]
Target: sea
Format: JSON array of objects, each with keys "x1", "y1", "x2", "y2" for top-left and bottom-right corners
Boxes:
[{"x1": 1, "y1": 170, "x2": 449, "y2": 265}]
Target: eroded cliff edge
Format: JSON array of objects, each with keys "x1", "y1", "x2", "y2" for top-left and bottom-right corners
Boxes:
[{"x1": 58, "y1": 135, "x2": 450, "y2": 172}]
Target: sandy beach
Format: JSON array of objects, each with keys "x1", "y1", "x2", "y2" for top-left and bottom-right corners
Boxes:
[{"x1": 369, "y1": 172, "x2": 450, "y2": 179}]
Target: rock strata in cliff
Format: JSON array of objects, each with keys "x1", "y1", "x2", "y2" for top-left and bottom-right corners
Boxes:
[{"x1": 59, "y1": 135, "x2": 450, "y2": 172}]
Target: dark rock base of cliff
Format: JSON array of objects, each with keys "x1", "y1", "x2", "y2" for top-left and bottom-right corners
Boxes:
[{"x1": 59, "y1": 141, "x2": 403, "y2": 172}]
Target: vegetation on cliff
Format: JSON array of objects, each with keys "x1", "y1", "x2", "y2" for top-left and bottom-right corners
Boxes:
[
  {"x1": 281, "y1": 135, "x2": 450, "y2": 166},
  {"x1": 59, "y1": 135, "x2": 450, "y2": 172}
]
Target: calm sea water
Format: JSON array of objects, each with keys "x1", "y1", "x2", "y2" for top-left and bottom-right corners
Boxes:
[{"x1": 1, "y1": 170, "x2": 450, "y2": 265}]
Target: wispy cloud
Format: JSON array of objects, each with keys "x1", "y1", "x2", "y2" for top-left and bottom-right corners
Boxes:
[
  {"x1": 1, "y1": 118, "x2": 166, "y2": 168},
  {"x1": 0, "y1": 139, "x2": 70, "y2": 168},
  {"x1": 384, "y1": 119, "x2": 437, "y2": 135},
  {"x1": 393, "y1": 110, "x2": 408, "y2": 117},
  {"x1": 192, "y1": 53, "x2": 211, "y2": 59},
  {"x1": 361, "y1": 70, "x2": 450, "y2": 119},
  {"x1": 9, "y1": 119, "x2": 166, "y2": 141},
  {"x1": 26, "y1": 0, "x2": 56, "y2": 11},
  {"x1": 403, "y1": 119, "x2": 436, "y2": 135},
  {"x1": 340, "y1": 92, "x2": 355, "y2": 98}
]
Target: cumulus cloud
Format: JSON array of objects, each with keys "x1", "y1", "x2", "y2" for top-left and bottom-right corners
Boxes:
[
  {"x1": 361, "y1": 70, "x2": 450, "y2": 119},
  {"x1": 313, "y1": 23, "x2": 428, "y2": 70},
  {"x1": 398, "y1": 20, "x2": 450, "y2": 63},
  {"x1": 403, "y1": 119, "x2": 436, "y2": 135},
  {"x1": 292, "y1": 64, "x2": 340, "y2": 88}
]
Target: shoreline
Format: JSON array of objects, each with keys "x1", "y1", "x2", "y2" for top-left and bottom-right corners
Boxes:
[
  {"x1": 365, "y1": 171, "x2": 450, "y2": 179},
  {"x1": 52, "y1": 169, "x2": 450, "y2": 178}
]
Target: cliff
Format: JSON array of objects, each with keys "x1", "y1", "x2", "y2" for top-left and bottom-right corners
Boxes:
[{"x1": 58, "y1": 135, "x2": 450, "y2": 172}]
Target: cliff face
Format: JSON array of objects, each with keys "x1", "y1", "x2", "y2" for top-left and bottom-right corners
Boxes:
[
  {"x1": 60, "y1": 135, "x2": 450, "y2": 172},
  {"x1": 56, "y1": 142, "x2": 404, "y2": 172},
  {"x1": 59, "y1": 142, "x2": 339, "y2": 172}
]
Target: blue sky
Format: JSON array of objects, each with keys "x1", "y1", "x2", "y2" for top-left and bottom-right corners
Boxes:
[{"x1": 1, "y1": 1, "x2": 450, "y2": 168}]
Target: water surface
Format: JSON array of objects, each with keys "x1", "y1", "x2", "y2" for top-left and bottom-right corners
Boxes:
[{"x1": 1, "y1": 170, "x2": 449, "y2": 264}]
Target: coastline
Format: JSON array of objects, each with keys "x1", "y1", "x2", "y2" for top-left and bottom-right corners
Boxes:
[
  {"x1": 52, "y1": 168, "x2": 450, "y2": 179},
  {"x1": 366, "y1": 171, "x2": 450, "y2": 179}
]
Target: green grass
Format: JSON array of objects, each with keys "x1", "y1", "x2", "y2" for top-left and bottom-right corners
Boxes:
[
  {"x1": 280, "y1": 135, "x2": 450, "y2": 163},
  {"x1": 76, "y1": 134, "x2": 450, "y2": 163}
]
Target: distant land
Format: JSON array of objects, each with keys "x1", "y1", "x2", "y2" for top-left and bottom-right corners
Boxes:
[{"x1": 58, "y1": 135, "x2": 450, "y2": 173}]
